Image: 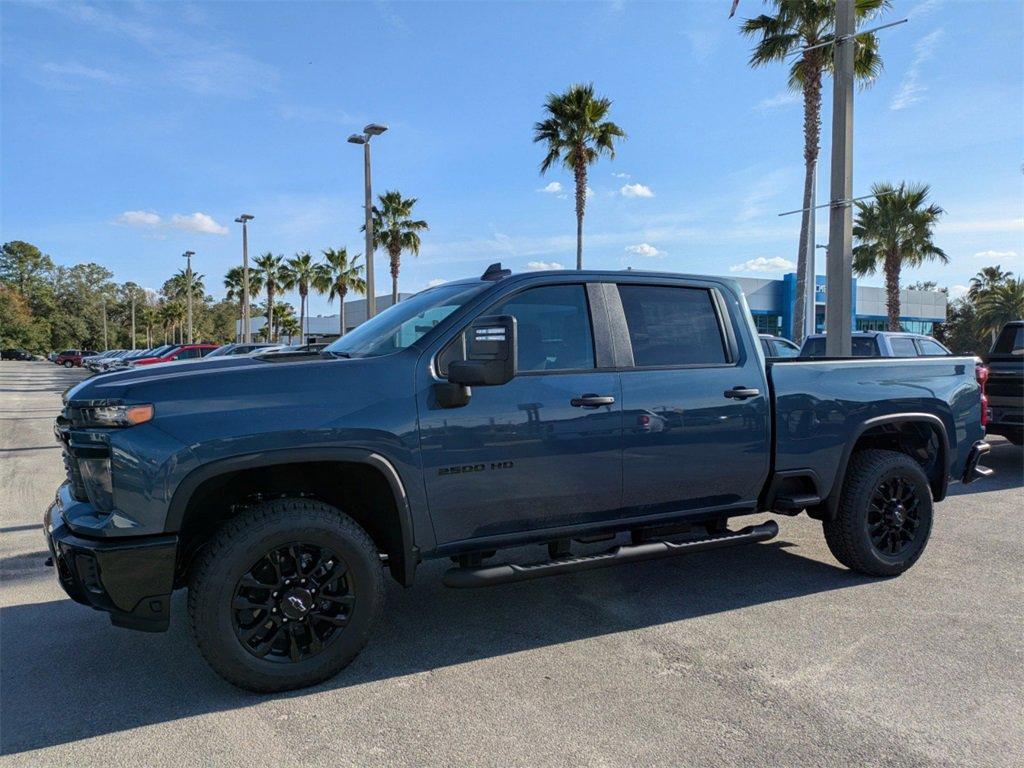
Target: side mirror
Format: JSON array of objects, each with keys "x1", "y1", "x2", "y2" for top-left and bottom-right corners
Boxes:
[{"x1": 448, "y1": 315, "x2": 517, "y2": 386}]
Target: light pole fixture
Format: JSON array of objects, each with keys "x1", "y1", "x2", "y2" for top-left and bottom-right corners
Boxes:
[
  {"x1": 235, "y1": 214, "x2": 254, "y2": 343},
  {"x1": 348, "y1": 122, "x2": 388, "y2": 319},
  {"x1": 183, "y1": 250, "x2": 195, "y2": 344}
]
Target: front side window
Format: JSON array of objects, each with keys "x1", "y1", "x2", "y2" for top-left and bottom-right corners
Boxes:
[
  {"x1": 618, "y1": 285, "x2": 727, "y2": 367},
  {"x1": 890, "y1": 337, "x2": 918, "y2": 357},
  {"x1": 489, "y1": 284, "x2": 595, "y2": 372}
]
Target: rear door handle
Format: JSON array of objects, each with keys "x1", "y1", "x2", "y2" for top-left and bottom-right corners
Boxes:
[
  {"x1": 571, "y1": 394, "x2": 615, "y2": 408},
  {"x1": 723, "y1": 386, "x2": 760, "y2": 400}
]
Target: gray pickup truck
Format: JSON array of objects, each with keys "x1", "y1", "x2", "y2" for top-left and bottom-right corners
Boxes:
[{"x1": 46, "y1": 265, "x2": 991, "y2": 691}]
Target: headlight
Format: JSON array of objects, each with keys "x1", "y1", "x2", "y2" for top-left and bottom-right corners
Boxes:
[{"x1": 82, "y1": 404, "x2": 154, "y2": 427}]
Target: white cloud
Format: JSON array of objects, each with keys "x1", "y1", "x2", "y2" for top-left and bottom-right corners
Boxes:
[
  {"x1": 625, "y1": 243, "x2": 664, "y2": 258},
  {"x1": 950, "y1": 284, "x2": 969, "y2": 299},
  {"x1": 539, "y1": 181, "x2": 563, "y2": 194},
  {"x1": 169, "y1": 212, "x2": 229, "y2": 235},
  {"x1": 116, "y1": 210, "x2": 162, "y2": 228},
  {"x1": 754, "y1": 91, "x2": 801, "y2": 112},
  {"x1": 526, "y1": 260, "x2": 565, "y2": 271},
  {"x1": 426, "y1": 278, "x2": 447, "y2": 288},
  {"x1": 40, "y1": 61, "x2": 119, "y2": 84},
  {"x1": 891, "y1": 29, "x2": 944, "y2": 111},
  {"x1": 729, "y1": 256, "x2": 796, "y2": 273},
  {"x1": 620, "y1": 183, "x2": 654, "y2": 198},
  {"x1": 973, "y1": 250, "x2": 1017, "y2": 260},
  {"x1": 612, "y1": 172, "x2": 631, "y2": 179},
  {"x1": 940, "y1": 217, "x2": 1024, "y2": 234}
]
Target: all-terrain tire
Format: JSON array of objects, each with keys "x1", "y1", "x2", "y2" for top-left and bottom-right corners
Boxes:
[
  {"x1": 823, "y1": 449, "x2": 934, "y2": 577},
  {"x1": 188, "y1": 498, "x2": 384, "y2": 692}
]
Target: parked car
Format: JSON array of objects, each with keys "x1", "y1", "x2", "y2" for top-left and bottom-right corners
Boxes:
[
  {"x1": 103, "y1": 346, "x2": 179, "y2": 372},
  {"x1": 983, "y1": 320, "x2": 1023, "y2": 445},
  {"x1": 47, "y1": 265, "x2": 990, "y2": 692},
  {"x1": 800, "y1": 331, "x2": 951, "y2": 358},
  {"x1": 1, "y1": 348, "x2": 34, "y2": 361},
  {"x1": 84, "y1": 350, "x2": 123, "y2": 371},
  {"x1": 759, "y1": 334, "x2": 800, "y2": 360},
  {"x1": 205, "y1": 343, "x2": 281, "y2": 358},
  {"x1": 129, "y1": 344, "x2": 218, "y2": 366},
  {"x1": 54, "y1": 349, "x2": 97, "y2": 368}
]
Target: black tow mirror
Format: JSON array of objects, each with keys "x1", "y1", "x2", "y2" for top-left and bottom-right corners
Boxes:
[{"x1": 448, "y1": 315, "x2": 517, "y2": 386}]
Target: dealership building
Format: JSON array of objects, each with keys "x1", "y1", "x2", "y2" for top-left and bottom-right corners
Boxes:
[{"x1": 244, "y1": 274, "x2": 946, "y2": 344}]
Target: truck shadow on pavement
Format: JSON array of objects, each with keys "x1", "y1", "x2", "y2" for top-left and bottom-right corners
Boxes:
[{"x1": 3, "y1": 539, "x2": 866, "y2": 755}]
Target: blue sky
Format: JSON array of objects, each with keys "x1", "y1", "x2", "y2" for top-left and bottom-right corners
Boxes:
[{"x1": 2, "y1": 0, "x2": 1021, "y2": 317}]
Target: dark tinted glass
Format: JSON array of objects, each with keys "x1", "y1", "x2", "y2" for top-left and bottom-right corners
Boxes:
[
  {"x1": 852, "y1": 338, "x2": 879, "y2": 356},
  {"x1": 489, "y1": 284, "x2": 594, "y2": 372},
  {"x1": 772, "y1": 340, "x2": 800, "y2": 358},
  {"x1": 618, "y1": 285, "x2": 727, "y2": 366},
  {"x1": 890, "y1": 337, "x2": 919, "y2": 357},
  {"x1": 992, "y1": 324, "x2": 1024, "y2": 355}
]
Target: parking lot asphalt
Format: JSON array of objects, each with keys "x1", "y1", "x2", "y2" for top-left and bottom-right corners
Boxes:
[{"x1": 1, "y1": 360, "x2": 1021, "y2": 767}]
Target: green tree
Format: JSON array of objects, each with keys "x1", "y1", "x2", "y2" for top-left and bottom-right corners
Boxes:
[
  {"x1": 968, "y1": 265, "x2": 1013, "y2": 302},
  {"x1": 740, "y1": 0, "x2": 887, "y2": 342},
  {"x1": 254, "y1": 252, "x2": 287, "y2": 342},
  {"x1": 365, "y1": 191, "x2": 428, "y2": 303},
  {"x1": 320, "y1": 247, "x2": 365, "y2": 337},
  {"x1": 0, "y1": 240, "x2": 55, "y2": 300},
  {"x1": 224, "y1": 266, "x2": 264, "y2": 341},
  {"x1": 533, "y1": 83, "x2": 626, "y2": 270},
  {"x1": 976, "y1": 279, "x2": 1024, "y2": 342},
  {"x1": 281, "y1": 252, "x2": 328, "y2": 345},
  {"x1": 0, "y1": 285, "x2": 49, "y2": 351},
  {"x1": 852, "y1": 182, "x2": 947, "y2": 331}
]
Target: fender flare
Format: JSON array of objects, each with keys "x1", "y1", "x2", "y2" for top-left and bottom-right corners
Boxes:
[
  {"x1": 165, "y1": 447, "x2": 418, "y2": 585},
  {"x1": 821, "y1": 412, "x2": 951, "y2": 519}
]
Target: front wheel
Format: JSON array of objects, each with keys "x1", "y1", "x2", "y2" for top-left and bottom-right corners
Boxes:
[
  {"x1": 63, "y1": 360, "x2": 74, "y2": 368},
  {"x1": 823, "y1": 449, "x2": 934, "y2": 577},
  {"x1": 188, "y1": 498, "x2": 384, "y2": 692}
]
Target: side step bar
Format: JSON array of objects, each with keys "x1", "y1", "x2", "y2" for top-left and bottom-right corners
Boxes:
[{"x1": 443, "y1": 520, "x2": 779, "y2": 588}]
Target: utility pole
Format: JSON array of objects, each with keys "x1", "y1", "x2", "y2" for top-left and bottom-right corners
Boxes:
[
  {"x1": 235, "y1": 214, "x2": 254, "y2": 342},
  {"x1": 348, "y1": 123, "x2": 388, "y2": 319},
  {"x1": 130, "y1": 290, "x2": 137, "y2": 349},
  {"x1": 101, "y1": 295, "x2": 108, "y2": 350},
  {"x1": 825, "y1": 0, "x2": 855, "y2": 357},
  {"x1": 183, "y1": 251, "x2": 195, "y2": 343}
]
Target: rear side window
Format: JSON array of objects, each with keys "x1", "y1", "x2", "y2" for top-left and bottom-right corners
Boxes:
[
  {"x1": 772, "y1": 340, "x2": 800, "y2": 358},
  {"x1": 851, "y1": 338, "x2": 879, "y2": 356},
  {"x1": 890, "y1": 337, "x2": 918, "y2": 357},
  {"x1": 917, "y1": 339, "x2": 949, "y2": 356},
  {"x1": 176, "y1": 348, "x2": 201, "y2": 360},
  {"x1": 618, "y1": 285, "x2": 727, "y2": 367}
]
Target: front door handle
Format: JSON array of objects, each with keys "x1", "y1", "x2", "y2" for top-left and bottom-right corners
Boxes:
[
  {"x1": 571, "y1": 394, "x2": 615, "y2": 408},
  {"x1": 723, "y1": 386, "x2": 760, "y2": 400}
]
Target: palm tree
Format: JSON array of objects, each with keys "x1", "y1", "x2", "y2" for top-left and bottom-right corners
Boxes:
[
  {"x1": 224, "y1": 266, "x2": 264, "y2": 341},
  {"x1": 968, "y1": 265, "x2": 1014, "y2": 302},
  {"x1": 533, "y1": 83, "x2": 626, "y2": 270},
  {"x1": 976, "y1": 279, "x2": 1024, "y2": 342},
  {"x1": 281, "y1": 252, "x2": 328, "y2": 345},
  {"x1": 852, "y1": 182, "x2": 947, "y2": 331},
  {"x1": 321, "y1": 247, "x2": 366, "y2": 337},
  {"x1": 741, "y1": 0, "x2": 887, "y2": 343},
  {"x1": 365, "y1": 190, "x2": 428, "y2": 304},
  {"x1": 279, "y1": 316, "x2": 301, "y2": 345},
  {"x1": 254, "y1": 252, "x2": 286, "y2": 342}
]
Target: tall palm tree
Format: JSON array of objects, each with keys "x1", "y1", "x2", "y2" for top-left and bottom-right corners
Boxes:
[
  {"x1": 968, "y1": 265, "x2": 1014, "y2": 302},
  {"x1": 254, "y1": 252, "x2": 286, "y2": 342},
  {"x1": 852, "y1": 182, "x2": 947, "y2": 331},
  {"x1": 321, "y1": 247, "x2": 366, "y2": 337},
  {"x1": 282, "y1": 252, "x2": 328, "y2": 345},
  {"x1": 741, "y1": 0, "x2": 887, "y2": 343},
  {"x1": 975, "y1": 279, "x2": 1024, "y2": 342},
  {"x1": 533, "y1": 83, "x2": 626, "y2": 270},
  {"x1": 224, "y1": 266, "x2": 264, "y2": 341},
  {"x1": 365, "y1": 191, "x2": 428, "y2": 304}
]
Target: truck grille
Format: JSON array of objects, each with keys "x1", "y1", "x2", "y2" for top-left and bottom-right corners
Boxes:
[{"x1": 62, "y1": 447, "x2": 89, "y2": 502}]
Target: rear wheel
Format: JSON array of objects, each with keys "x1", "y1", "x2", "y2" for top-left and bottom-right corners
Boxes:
[
  {"x1": 823, "y1": 449, "x2": 933, "y2": 577},
  {"x1": 188, "y1": 498, "x2": 384, "y2": 692},
  {"x1": 63, "y1": 360, "x2": 73, "y2": 368}
]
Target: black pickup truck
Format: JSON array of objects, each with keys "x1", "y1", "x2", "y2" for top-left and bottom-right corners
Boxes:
[
  {"x1": 45, "y1": 266, "x2": 991, "y2": 691},
  {"x1": 983, "y1": 320, "x2": 1023, "y2": 445}
]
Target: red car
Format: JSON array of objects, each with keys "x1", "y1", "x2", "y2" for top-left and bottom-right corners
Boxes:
[
  {"x1": 131, "y1": 344, "x2": 219, "y2": 366},
  {"x1": 54, "y1": 349, "x2": 97, "y2": 368}
]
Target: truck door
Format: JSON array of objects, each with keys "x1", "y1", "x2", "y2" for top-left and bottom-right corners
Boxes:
[
  {"x1": 417, "y1": 282, "x2": 623, "y2": 546},
  {"x1": 614, "y1": 282, "x2": 770, "y2": 516}
]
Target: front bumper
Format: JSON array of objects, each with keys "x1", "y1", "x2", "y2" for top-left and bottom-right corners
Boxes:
[{"x1": 44, "y1": 489, "x2": 177, "y2": 632}]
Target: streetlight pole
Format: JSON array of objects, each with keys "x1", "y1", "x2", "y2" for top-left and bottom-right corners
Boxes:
[
  {"x1": 101, "y1": 295, "x2": 108, "y2": 350},
  {"x1": 235, "y1": 214, "x2": 254, "y2": 343},
  {"x1": 825, "y1": 0, "x2": 855, "y2": 357},
  {"x1": 183, "y1": 251, "x2": 195, "y2": 344},
  {"x1": 348, "y1": 123, "x2": 388, "y2": 319}
]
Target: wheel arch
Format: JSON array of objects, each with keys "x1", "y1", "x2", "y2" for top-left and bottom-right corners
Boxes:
[
  {"x1": 167, "y1": 448, "x2": 418, "y2": 587},
  {"x1": 813, "y1": 413, "x2": 951, "y2": 521}
]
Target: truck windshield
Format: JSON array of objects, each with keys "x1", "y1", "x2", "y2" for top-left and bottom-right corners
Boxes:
[{"x1": 325, "y1": 282, "x2": 488, "y2": 358}]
